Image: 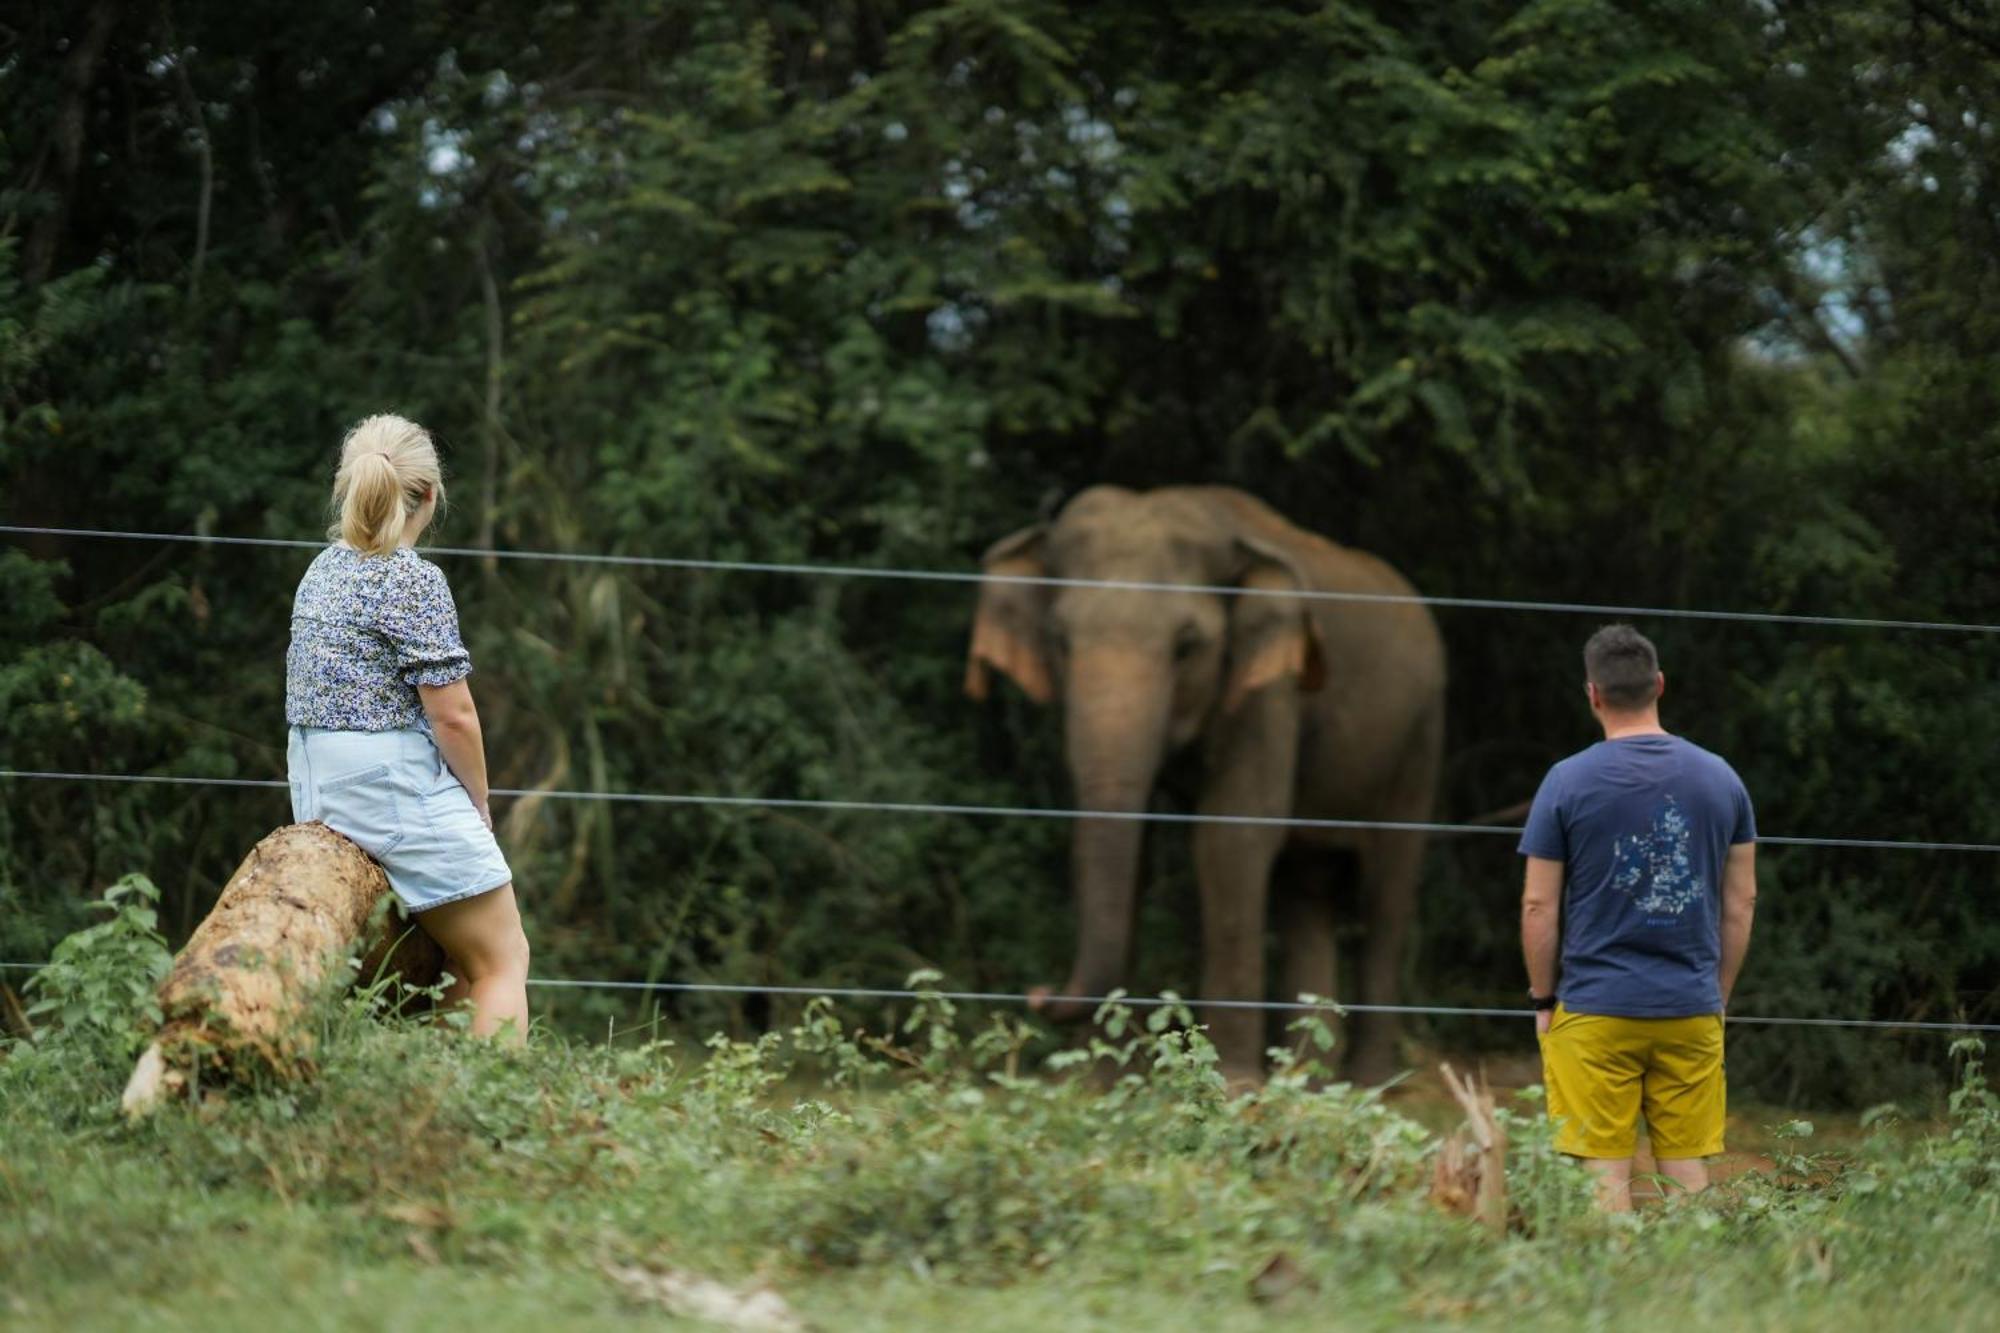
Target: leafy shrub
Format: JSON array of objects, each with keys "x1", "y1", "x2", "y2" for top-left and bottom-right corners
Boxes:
[{"x1": 19, "y1": 873, "x2": 171, "y2": 1057}]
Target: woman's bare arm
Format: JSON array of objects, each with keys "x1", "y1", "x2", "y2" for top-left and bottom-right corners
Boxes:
[{"x1": 419, "y1": 678, "x2": 490, "y2": 826}]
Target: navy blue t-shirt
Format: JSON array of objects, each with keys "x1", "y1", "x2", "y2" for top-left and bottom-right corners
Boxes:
[{"x1": 1519, "y1": 734, "x2": 1755, "y2": 1018}]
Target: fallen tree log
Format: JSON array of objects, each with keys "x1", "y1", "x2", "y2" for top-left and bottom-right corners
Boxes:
[{"x1": 122, "y1": 822, "x2": 447, "y2": 1116}]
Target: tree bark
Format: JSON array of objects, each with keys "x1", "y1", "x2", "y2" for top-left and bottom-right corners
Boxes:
[
  {"x1": 24, "y1": 0, "x2": 121, "y2": 287},
  {"x1": 475, "y1": 226, "x2": 506, "y2": 581},
  {"x1": 121, "y1": 822, "x2": 446, "y2": 1116}
]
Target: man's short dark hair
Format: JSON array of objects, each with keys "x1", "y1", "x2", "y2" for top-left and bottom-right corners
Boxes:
[{"x1": 1583, "y1": 624, "x2": 1661, "y2": 709}]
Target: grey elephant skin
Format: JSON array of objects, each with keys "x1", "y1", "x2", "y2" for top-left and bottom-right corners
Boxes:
[{"x1": 965, "y1": 486, "x2": 1446, "y2": 1085}]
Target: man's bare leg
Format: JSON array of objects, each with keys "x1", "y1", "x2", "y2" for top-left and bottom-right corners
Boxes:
[
  {"x1": 1581, "y1": 1156, "x2": 1635, "y2": 1212},
  {"x1": 1656, "y1": 1157, "x2": 1710, "y2": 1196}
]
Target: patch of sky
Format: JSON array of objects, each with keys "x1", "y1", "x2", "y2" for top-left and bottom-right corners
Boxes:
[
  {"x1": 1887, "y1": 120, "x2": 1936, "y2": 188},
  {"x1": 927, "y1": 303, "x2": 982, "y2": 354},
  {"x1": 1061, "y1": 103, "x2": 1120, "y2": 169},
  {"x1": 423, "y1": 119, "x2": 472, "y2": 177},
  {"x1": 1744, "y1": 228, "x2": 1874, "y2": 363}
]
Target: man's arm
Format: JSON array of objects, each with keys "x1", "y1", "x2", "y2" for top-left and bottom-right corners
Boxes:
[
  {"x1": 1522, "y1": 856, "x2": 1564, "y2": 1031},
  {"x1": 1718, "y1": 842, "x2": 1757, "y2": 1008}
]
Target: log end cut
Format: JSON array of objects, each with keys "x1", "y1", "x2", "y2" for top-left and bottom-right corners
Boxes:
[{"x1": 125, "y1": 822, "x2": 447, "y2": 1117}]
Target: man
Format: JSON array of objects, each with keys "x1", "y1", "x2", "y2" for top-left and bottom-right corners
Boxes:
[{"x1": 1519, "y1": 624, "x2": 1758, "y2": 1211}]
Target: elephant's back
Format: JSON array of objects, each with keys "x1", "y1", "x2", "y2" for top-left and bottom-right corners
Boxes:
[
  {"x1": 1211, "y1": 491, "x2": 1449, "y2": 802},
  {"x1": 1128, "y1": 485, "x2": 1446, "y2": 713},
  {"x1": 1159, "y1": 486, "x2": 1427, "y2": 596},
  {"x1": 1172, "y1": 488, "x2": 1443, "y2": 672}
]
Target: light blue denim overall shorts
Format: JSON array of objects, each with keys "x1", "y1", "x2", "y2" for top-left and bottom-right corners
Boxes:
[{"x1": 286, "y1": 726, "x2": 512, "y2": 913}]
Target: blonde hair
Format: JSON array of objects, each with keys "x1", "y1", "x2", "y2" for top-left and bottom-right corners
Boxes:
[{"x1": 329, "y1": 414, "x2": 445, "y2": 556}]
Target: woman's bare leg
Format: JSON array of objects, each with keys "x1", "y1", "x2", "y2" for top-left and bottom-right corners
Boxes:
[
  {"x1": 416, "y1": 884, "x2": 531, "y2": 1044},
  {"x1": 438, "y1": 972, "x2": 473, "y2": 1009}
]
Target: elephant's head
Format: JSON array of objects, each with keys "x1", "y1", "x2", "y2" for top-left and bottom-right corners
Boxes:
[{"x1": 964, "y1": 487, "x2": 1325, "y2": 1019}]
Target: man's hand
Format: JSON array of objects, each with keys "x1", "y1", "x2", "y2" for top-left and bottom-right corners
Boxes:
[{"x1": 1535, "y1": 1007, "x2": 1553, "y2": 1038}]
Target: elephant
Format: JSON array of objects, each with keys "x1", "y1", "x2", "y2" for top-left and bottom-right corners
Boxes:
[{"x1": 964, "y1": 485, "x2": 1445, "y2": 1084}]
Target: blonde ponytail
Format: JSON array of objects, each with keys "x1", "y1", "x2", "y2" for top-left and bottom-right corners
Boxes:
[{"x1": 329, "y1": 414, "x2": 445, "y2": 556}]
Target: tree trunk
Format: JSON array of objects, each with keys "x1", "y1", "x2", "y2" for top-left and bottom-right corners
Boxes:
[
  {"x1": 24, "y1": 0, "x2": 121, "y2": 287},
  {"x1": 121, "y1": 822, "x2": 447, "y2": 1116}
]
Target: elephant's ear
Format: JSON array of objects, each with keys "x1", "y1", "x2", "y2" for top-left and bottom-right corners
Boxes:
[
  {"x1": 1223, "y1": 538, "x2": 1326, "y2": 713},
  {"x1": 965, "y1": 525, "x2": 1057, "y2": 705}
]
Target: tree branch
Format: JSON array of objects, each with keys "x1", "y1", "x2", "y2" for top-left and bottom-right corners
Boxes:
[
  {"x1": 475, "y1": 225, "x2": 506, "y2": 579},
  {"x1": 167, "y1": 28, "x2": 213, "y2": 304},
  {"x1": 24, "y1": 0, "x2": 120, "y2": 286},
  {"x1": 1909, "y1": 0, "x2": 2000, "y2": 61}
]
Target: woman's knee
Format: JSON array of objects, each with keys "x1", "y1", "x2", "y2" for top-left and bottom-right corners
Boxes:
[
  {"x1": 422, "y1": 884, "x2": 530, "y2": 980},
  {"x1": 452, "y1": 928, "x2": 528, "y2": 984},
  {"x1": 495, "y1": 921, "x2": 531, "y2": 978},
  {"x1": 469, "y1": 909, "x2": 530, "y2": 982}
]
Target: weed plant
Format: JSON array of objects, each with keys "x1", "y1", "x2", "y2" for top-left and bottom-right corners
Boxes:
[{"x1": 3, "y1": 888, "x2": 1997, "y2": 1331}]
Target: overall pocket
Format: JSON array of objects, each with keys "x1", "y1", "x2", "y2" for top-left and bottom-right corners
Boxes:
[{"x1": 315, "y1": 763, "x2": 407, "y2": 858}]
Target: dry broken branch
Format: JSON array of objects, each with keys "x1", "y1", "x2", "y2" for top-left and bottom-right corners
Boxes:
[{"x1": 1429, "y1": 1062, "x2": 1508, "y2": 1236}]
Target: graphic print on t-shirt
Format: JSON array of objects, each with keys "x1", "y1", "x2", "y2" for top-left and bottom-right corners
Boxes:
[{"x1": 1607, "y1": 795, "x2": 1704, "y2": 924}]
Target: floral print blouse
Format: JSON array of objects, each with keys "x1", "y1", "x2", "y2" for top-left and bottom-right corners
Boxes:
[{"x1": 285, "y1": 544, "x2": 472, "y2": 732}]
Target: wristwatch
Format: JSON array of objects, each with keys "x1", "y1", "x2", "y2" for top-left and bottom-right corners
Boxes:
[{"x1": 1527, "y1": 990, "x2": 1558, "y2": 1011}]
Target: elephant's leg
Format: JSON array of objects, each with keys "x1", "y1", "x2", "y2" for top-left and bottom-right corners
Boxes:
[
  {"x1": 1272, "y1": 850, "x2": 1338, "y2": 1052},
  {"x1": 1193, "y1": 690, "x2": 1300, "y2": 1086},
  {"x1": 1192, "y1": 823, "x2": 1286, "y2": 1084},
  {"x1": 1346, "y1": 829, "x2": 1424, "y2": 1085}
]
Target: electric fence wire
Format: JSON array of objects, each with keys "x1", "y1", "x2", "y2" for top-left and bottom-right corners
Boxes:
[
  {"x1": 5, "y1": 523, "x2": 2000, "y2": 635},
  {"x1": 6, "y1": 525, "x2": 1998, "y2": 1036},
  {"x1": 3, "y1": 770, "x2": 1998, "y2": 853},
  {"x1": 0, "y1": 963, "x2": 1994, "y2": 1032}
]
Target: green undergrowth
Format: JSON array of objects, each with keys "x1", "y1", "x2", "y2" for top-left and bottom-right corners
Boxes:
[{"x1": 3, "y1": 900, "x2": 1998, "y2": 1331}]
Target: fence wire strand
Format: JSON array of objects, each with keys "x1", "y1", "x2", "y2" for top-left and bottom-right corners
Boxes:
[
  {"x1": 7, "y1": 523, "x2": 1999, "y2": 635},
  {"x1": 1, "y1": 962, "x2": 1993, "y2": 1032},
  {"x1": 6, "y1": 525, "x2": 1998, "y2": 1039},
  {"x1": 5, "y1": 769, "x2": 1999, "y2": 852}
]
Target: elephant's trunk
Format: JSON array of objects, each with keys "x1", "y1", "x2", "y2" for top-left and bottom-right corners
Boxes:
[{"x1": 1034, "y1": 646, "x2": 1171, "y2": 1023}]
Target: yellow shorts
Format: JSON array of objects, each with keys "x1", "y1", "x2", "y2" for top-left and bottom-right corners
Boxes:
[{"x1": 1538, "y1": 1004, "x2": 1725, "y2": 1159}]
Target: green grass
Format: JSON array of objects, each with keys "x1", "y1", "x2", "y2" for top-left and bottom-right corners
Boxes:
[
  {"x1": 4, "y1": 967, "x2": 1998, "y2": 1333},
  {"x1": 6, "y1": 895, "x2": 1997, "y2": 1332}
]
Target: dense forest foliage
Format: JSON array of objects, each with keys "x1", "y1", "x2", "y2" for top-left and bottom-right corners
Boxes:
[{"x1": 3, "y1": 0, "x2": 1996, "y2": 1104}]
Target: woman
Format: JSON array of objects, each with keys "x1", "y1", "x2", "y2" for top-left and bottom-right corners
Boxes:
[{"x1": 284, "y1": 413, "x2": 531, "y2": 1041}]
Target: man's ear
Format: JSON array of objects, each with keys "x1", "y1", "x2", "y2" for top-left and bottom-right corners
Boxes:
[
  {"x1": 1223, "y1": 537, "x2": 1325, "y2": 713},
  {"x1": 965, "y1": 525, "x2": 1057, "y2": 704}
]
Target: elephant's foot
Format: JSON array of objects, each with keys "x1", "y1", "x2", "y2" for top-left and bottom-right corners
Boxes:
[{"x1": 1026, "y1": 982, "x2": 1095, "y2": 1024}]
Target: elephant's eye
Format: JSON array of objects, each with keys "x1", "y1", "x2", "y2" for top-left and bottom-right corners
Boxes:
[
  {"x1": 1172, "y1": 626, "x2": 1202, "y2": 662},
  {"x1": 1049, "y1": 626, "x2": 1072, "y2": 659}
]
